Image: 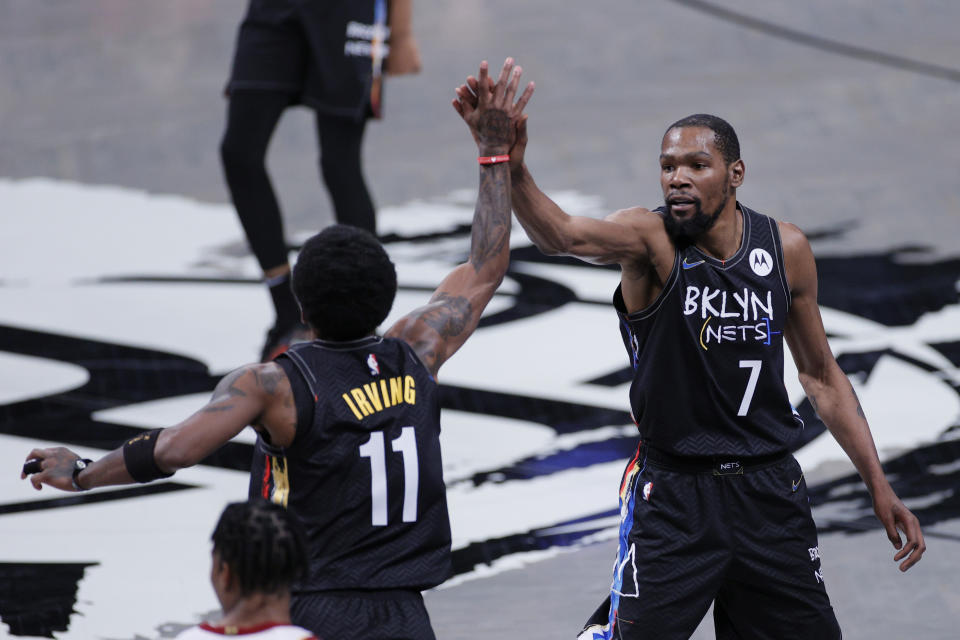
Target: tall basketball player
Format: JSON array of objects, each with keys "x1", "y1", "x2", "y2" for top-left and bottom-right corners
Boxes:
[{"x1": 454, "y1": 78, "x2": 924, "y2": 639}]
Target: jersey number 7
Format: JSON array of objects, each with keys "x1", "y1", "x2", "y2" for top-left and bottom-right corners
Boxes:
[{"x1": 738, "y1": 360, "x2": 762, "y2": 416}]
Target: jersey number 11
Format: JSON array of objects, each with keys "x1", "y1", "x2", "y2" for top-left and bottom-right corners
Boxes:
[{"x1": 359, "y1": 426, "x2": 420, "y2": 526}]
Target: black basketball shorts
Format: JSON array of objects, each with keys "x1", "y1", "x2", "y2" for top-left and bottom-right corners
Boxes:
[
  {"x1": 226, "y1": 0, "x2": 378, "y2": 117},
  {"x1": 580, "y1": 444, "x2": 841, "y2": 640},
  {"x1": 292, "y1": 589, "x2": 436, "y2": 640}
]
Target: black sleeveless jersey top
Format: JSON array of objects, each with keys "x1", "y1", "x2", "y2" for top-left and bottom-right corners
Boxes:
[
  {"x1": 614, "y1": 203, "x2": 802, "y2": 456},
  {"x1": 249, "y1": 336, "x2": 452, "y2": 592}
]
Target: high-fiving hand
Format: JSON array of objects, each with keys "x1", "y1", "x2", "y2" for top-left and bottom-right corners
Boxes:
[{"x1": 452, "y1": 58, "x2": 534, "y2": 160}]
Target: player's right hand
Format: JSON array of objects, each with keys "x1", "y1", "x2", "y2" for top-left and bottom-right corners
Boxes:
[
  {"x1": 452, "y1": 58, "x2": 534, "y2": 168},
  {"x1": 21, "y1": 447, "x2": 84, "y2": 492},
  {"x1": 872, "y1": 487, "x2": 926, "y2": 571}
]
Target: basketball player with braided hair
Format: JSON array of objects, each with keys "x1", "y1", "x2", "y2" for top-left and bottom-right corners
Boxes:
[
  {"x1": 22, "y1": 58, "x2": 533, "y2": 640},
  {"x1": 176, "y1": 500, "x2": 317, "y2": 640}
]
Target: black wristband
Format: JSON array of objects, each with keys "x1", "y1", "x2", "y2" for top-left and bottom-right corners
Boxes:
[{"x1": 122, "y1": 429, "x2": 174, "y2": 483}]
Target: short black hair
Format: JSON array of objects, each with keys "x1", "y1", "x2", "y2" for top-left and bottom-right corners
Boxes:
[
  {"x1": 211, "y1": 500, "x2": 306, "y2": 596},
  {"x1": 665, "y1": 114, "x2": 741, "y2": 165},
  {"x1": 292, "y1": 225, "x2": 397, "y2": 341}
]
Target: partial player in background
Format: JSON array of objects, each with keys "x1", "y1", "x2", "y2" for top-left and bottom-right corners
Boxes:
[
  {"x1": 23, "y1": 58, "x2": 532, "y2": 640},
  {"x1": 175, "y1": 500, "x2": 317, "y2": 640},
  {"x1": 453, "y1": 76, "x2": 925, "y2": 638},
  {"x1": 220, "y1": 0, "x2": 422, "y2": 360}
]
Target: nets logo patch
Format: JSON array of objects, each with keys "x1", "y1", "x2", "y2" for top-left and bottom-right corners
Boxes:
[{"x1": 749, "y1": 248, "x2": 773, "y2": 276}]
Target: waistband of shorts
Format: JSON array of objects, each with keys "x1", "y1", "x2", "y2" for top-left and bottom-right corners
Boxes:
[
  {"x1": 644, "y1": 446, "x2": 790, "y2": 475},
  {"x1": 293, "y1": 588, "x2": 423, "y2": 601}
]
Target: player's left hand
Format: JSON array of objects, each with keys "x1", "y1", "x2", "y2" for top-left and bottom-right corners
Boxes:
[
  {"x1": 21, "y1": 447, "x2": 85, "y2": 492},
  {"x1": 872, "y1": 486, "x2": 925, "y2": 571}
]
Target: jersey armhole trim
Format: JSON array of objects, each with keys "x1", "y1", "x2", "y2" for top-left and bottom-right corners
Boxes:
[
  {"x1": 614, "y1": 250, "x2": 680, "y2": 322},
  {"x1": 768, "y1": 217, "x2": 792, "y2": 308},
  {"x1": 275, "y1": 350, "x2": 318, "y2": 447}
]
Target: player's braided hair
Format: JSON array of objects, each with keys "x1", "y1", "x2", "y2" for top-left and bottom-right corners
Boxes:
[
  {"x1": 666, "y1": 114, "x2": 741, "y2": 165},
  {"x1": 211, "y1": 499, "x2": 307, "y2": 596},
  {"x1": 292, "y1": 224, "x2": 397, "y2": 341}
]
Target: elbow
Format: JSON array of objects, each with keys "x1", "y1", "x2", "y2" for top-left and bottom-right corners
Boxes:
[
  {"x1": 472, "y1": 273, "x2": 505, "y2": 305},
  {"x1": 798, "y1": 371, "x2": 828, "y2": 398},
  {"x1": 533, "y1": 233, "x2": 570, "y2": 257},
  {"x1": 537, "y1": 242, "x2": 563, "y2": 256}
]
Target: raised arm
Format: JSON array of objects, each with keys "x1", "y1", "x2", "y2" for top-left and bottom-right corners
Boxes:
[
  {"x1": 454, "y1": 77, "x2": 653, "y2": 267},
  {"x1": 781, "y1": 222, "x2": 925, "y2": 571},
  {"x1": 386, "y1": 59, "x2": 527, "y2": 378},
  {"x1": 22, "y1": 362, "x2": 294, "y2": 492}
]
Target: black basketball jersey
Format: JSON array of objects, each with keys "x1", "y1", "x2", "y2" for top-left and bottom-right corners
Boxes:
[
  {"x1": 249, "y1": 336, "x2": 452, "y2": 592},
  {"x1": 615, "y1": 203, "x2": 802, "y2": 456}
]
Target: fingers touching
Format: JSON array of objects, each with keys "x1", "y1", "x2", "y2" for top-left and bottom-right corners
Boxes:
[
  {"x1": 451, "y1": 58, "x2": 535, "y2": 120},
  {"x1": 515, "y1": 81, "x2": 535, "y2": 113}
]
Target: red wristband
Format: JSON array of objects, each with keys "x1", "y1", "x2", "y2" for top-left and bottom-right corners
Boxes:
[{"x1": 478, "y1": 154, "x2": 510, "y2": 165}]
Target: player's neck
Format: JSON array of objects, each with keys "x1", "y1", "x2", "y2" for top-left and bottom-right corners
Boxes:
[
  {"x1": 219, "y1": 592, "x2": 292, "y2": 629},
  {"x1": 695, "y1": 202, "x2": 742, "y2": 261}
]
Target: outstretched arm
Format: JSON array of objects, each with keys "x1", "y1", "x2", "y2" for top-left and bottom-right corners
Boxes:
[
  {"x1": 386, "y1": 58, "x2": 525, "y2": 378},
  {"x1": 22, "y1": 363, "x2": 293, "y2": 492},
  {"x1": 781, "y1": 222, "x2": 925, "y2": 571},
  {"x1": 454, "y1": 78, "x2": 651, "y2": 266}
]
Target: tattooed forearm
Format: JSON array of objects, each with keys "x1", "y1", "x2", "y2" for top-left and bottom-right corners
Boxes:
[
  {"x1": 422, "y1": 292, "x2": 473, "y2": 337},
  {"x1": 477, "y1": 109, "x2": 511, "y2": 147},
  {"x1": 471, "y1": 163, "x2": 511, "y2": 271}
]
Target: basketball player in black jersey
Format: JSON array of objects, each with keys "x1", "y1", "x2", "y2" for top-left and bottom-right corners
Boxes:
[
  {"x1": 454, "y1": 82, "x2": 925, "y2": 637},
  {"x1": 21, "y1": 58, "x2": 534, "y2": 640}
]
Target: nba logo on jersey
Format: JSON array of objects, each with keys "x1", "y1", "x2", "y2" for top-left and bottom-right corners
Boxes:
[
  {"x1": 642, "y1": 482, "x2": 653, "y2": 502},
  {"x1": 367, "y1": 353, "x2": 380, "y2": 376},
  {"x1": 749, "y1": 248, "x2": 773, "y2": 277}
]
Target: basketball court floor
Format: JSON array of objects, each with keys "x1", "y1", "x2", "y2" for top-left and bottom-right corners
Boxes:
[{"x1": 1, "y1": 2, "x2": 959, "y2": 638}]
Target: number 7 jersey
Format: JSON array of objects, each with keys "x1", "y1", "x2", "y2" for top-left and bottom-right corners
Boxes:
[
  {"x1": 615, "y1": 203, "x2": 803, "y2": 457},
  {"x1": 249, "y1": 335, "x2": 452, "y2": 592}
]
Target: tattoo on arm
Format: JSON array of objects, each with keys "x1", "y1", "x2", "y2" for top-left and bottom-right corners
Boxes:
[
  {"x1": 851, "y1": 383, "x2": 866, "y2": 419},
  {"x1": 470, "y1": 108, "x2": 512, "y2": 272},
  {"x1": 422, "y1": 293, "x2": 473, "y2": 337},
  {"x1": 471, "y1": 163, "x2": 511, "y2": 271},
  {"x1": 807, "y1": 385, "x2": 866, "y2": 422},
  {"x1": 808, "y1": 393, "x2": 819, "y2": 416},
  {"x1": 409, "y1": 339, "x2": 440, "y2": 373},
  {"x1": 253, "y1": 366, "x2": 285, "y2": 395},
  {"x1": 203, "y1": 368, "x2": 249, "y2": 413},
  {"x1": 477, "y1": 109, "x2": 511, "y2": 147}
]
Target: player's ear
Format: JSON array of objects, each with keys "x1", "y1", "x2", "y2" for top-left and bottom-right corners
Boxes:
[
  {"x1": 729, "y1": 159, "x2": 745, "y2": 188},
  {"x1": 220, "y1": 559, "x2": 238, "y2": 592}
]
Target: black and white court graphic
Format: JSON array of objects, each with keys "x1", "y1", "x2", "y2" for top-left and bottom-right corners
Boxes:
[{"x1": 1, "y1": 180, "x2": 958, "y2": 638}]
